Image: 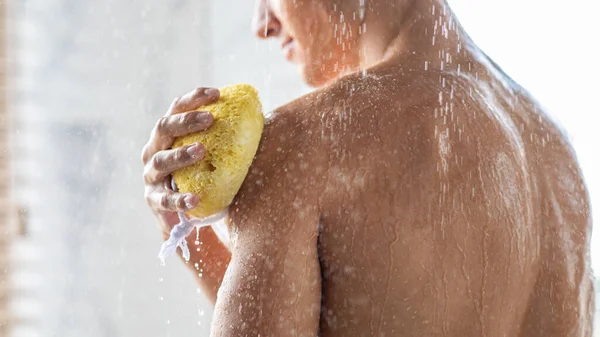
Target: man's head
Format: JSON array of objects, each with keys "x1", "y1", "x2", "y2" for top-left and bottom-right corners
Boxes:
[{"x1": 252, "y1": 0, "x2": 367, "y2": 87}]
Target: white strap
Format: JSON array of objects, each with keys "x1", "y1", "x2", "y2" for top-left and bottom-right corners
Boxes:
[{"x1": 157, "y1": 179, "x2": 228, "y2": 264}]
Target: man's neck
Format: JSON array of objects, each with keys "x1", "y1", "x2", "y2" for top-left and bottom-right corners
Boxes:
[{"x1": 358, "y1": 0, "x2": 477, "y2": 73}]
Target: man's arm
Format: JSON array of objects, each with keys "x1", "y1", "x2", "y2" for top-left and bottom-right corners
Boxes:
[
  {"x1": 180, "y1": 226, "x2": 231, "y2": 304},
  {"x1": 211, "y1": 215, "x2": 321, "y2": 337},
  {"x1": 158, "y1": 211, "x2": 231, "y2": 305},
  {"x1": 210, "y1": 110, "x2": 324, "y2": 337}
]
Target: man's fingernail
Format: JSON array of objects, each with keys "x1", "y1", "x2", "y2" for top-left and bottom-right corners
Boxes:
[
  {"x1": 184, "y1": 194, "x2": 197, "y2": 209},
  {"x1": 197, "y1": 112, "x2": 211, "y2": 123},
  {"x1": 204, "y1": 88, "x2": 219, "y2": 96},
  {"x1": 186, "y1": 144, "x2": 199, "y2": 157}
]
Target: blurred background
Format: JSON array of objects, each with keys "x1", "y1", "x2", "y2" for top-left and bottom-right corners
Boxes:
[{"x1": 0, "y1": 0, "x2": 598, "y2": 336}]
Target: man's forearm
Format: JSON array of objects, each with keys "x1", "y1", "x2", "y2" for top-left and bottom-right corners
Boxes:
[{"x1": 177, "y1": 226, "x2": 231, "y2": 304}]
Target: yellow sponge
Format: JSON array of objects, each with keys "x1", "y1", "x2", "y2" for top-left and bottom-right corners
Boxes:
[{"x1": 172, "y1": 84, "x2": 264, "y2": 218}]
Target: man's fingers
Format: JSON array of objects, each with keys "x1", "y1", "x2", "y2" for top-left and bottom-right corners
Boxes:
[
  {"x1": 141, "y1": 111, "x2": 213, "y2": 164},
  {"x1": 141, "y1": 87, "x2": 218, "y2": 164},
  {"x1": 168, "y1": 87, "x2": 220, "y2": 115},
  {"x1": 157, "y1": 111, "x2": 214, "y2": 138},
  {"x1": 145, "y1": 187, "x2": 200, "y2": 212},
  {"x1": 143, "y1": 143, "x2": 206, "y2": 183}
]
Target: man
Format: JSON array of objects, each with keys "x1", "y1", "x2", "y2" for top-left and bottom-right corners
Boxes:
[{"x1": 142, "y1": 0, "x2": 594, "y2": 336}]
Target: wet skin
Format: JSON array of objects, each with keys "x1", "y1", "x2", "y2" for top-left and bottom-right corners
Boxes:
[{"x1": 142, "y1": 0, "x2": 593, "y2": 336}]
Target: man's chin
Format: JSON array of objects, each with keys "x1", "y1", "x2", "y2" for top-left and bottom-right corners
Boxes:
[{"x1": 300, "y1": 63, "x2": 332, "y2": 88}]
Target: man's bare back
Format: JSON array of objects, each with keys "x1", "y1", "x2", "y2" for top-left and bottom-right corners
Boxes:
[
  {"x1": 225, "y1": 48, "x2": 592, "y2": 335},
  {"x1": 306, "y1": 65, "x2": 592, "y2": 337},
  {"x1": 143, "y1": 0, "x2": 593, "y2": 335}
]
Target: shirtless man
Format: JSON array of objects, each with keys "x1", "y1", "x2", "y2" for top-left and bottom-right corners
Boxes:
[{"x1": 141, "y1": 0, "x2": 594, "y2": 336}]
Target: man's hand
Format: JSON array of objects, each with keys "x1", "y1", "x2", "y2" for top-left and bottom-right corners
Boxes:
[
  {"x1": 141, "y1": 87, "x2": 231, "y2": 304},
  {"x1": 141, "y1": 87, "x2": 218, "y2": 237}
]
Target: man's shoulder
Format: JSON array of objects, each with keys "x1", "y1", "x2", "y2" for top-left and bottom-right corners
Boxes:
[
  {"x1": 227, "y1": 96, "x2": 328, "y2": 234},
  {"x1": 230, "y1": 93, "x2": 329, "y2": 216},
  {"x1": 266, "y1": 70, "x2": 442, "y2": 132}
]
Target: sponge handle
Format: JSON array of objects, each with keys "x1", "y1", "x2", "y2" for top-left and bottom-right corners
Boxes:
[
  {"x1": 157, "y1": 210, "x2": 228, "y2": 264},
  {"x1": 157, "y1": 179, "x2": 228, "y2": 264}
]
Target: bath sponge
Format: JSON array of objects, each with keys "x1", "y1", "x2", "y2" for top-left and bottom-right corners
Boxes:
[
  {"x1": 158, "y1": 84, "x2": 264, "y2": 262},
  {"x1": 172, "y1": 84, "x2": 264, "y2": 218}
]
